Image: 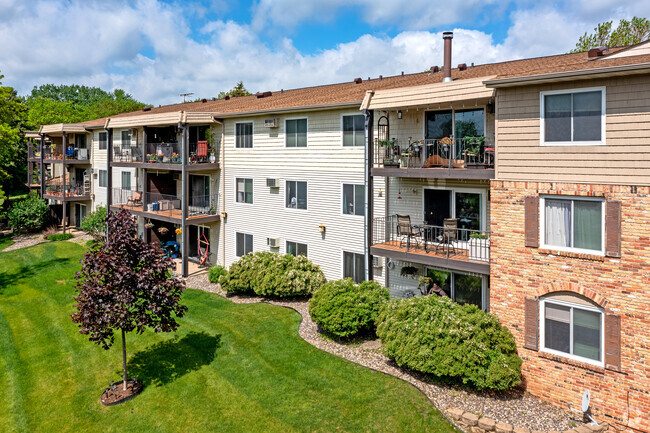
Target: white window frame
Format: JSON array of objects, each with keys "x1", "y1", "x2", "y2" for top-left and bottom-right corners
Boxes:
[
  {"x1": 421, "y1": 186, "x2": 488, "y2": 232},
  {"x1": 341, "y1": 182, "x2": 365, "y2": 217},
  {"x1": 286, "y1": 240, "x2": 308, "y2": 257},
  {"x1": 539, "y1": 195, "x2": 605, "y2": 255},
  {"x1": 235, "y1": 231, "x2": 253, "y2": 257},
  {"x1": 235, "y1": 177, "x2": 253, "y2": 205},
  {"x1": 285, "y1": 180, "x2": 308, "y2": 210},
  {"x1": 98, "y1": 131, "x2": 108, "y2": 150},
  {"x1": 235, "y1": 122, "x2": 254, "y2": 149},
  {"x1": 424, "y1": 267, "x2": 489, "y2": 311},
  {"x1": 98, "y1": 170, "x2": 108, "y2": 188},
  {"x1": 121, "y1": 171, "x2": 131, "y2": 190},
  {"x1": 342, "y1": 250, "x2": 365, "y2": 282},
  {"x1": 540, "y1": 86, "x2": 606, "y2": 146},
  {"x1": 121, "y1": 129, "x2": 132, "y2": 147},
  {"x1": 341, "y1": 114, "x2": 365, "y2": 147},
  {"x1": 540, "y1": 297, "x2": 605, "y2": 367},
  {"x1": 285, "y1": 117, "x2": 308, "y2": 148}
]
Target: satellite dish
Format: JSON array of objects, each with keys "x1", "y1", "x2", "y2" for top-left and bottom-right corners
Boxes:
[{"x1": 581, "y1": 390, "x2": 590, "y2": 413}]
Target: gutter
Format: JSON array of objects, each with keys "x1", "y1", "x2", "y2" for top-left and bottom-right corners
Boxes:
[
  {"x1": 484, "y1": 62, "x2": 650, "y2": 88},
  {"x1": 213, "y1": 101, "x2": 363, "y2": 118}
]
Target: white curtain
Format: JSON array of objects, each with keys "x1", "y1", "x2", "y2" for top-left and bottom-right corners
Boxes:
[{"x1": 545, "y1": 199, "x2": 571, "y2": 247}]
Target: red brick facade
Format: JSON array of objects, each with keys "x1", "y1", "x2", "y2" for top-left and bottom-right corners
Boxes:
[{"x1": 490, "y1": 180, "x2": 650, "y2": 432}]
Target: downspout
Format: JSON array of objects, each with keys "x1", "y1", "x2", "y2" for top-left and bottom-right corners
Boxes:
[{"x1": 179, "y1": 122, "x2": 188, "y2": 277}]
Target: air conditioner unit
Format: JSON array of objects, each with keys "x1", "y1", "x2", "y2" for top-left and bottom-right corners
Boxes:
[
  {"x1": 267, "y1": 237, "x2": 281, "y2": 248},
  {"x1": 372, "y1": 256, "x2": 384, "y2": 268},
  {"x1": 264, "y1": 118, "x2": 278, "y2": 128},
  {"x1": 266, "y1": 178, "x2": 279, "y2": 188}
]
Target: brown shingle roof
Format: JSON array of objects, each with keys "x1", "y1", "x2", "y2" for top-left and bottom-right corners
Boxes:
[{"x1": 77, "y1": 45, "x2": 650, "y2": 128}]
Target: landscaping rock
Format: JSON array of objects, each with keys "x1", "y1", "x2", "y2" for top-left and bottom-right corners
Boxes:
[
  {"x1": 479, "y1": 417, "x2": 496, "y2": 431},
  {"x1": 448, "y1": 408, "x2": 464, "y2": 421},
  {"x1": 496, "y1": 422, "x2": 514, "y2": 433},
  {"x1": 463, "y1": 412, "x2": 479, "y2": 427},
  {"x1": 514, "y1": 428, "x2": 531, "y2": 433}
]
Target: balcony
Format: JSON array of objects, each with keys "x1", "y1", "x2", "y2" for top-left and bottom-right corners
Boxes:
[
  {"x1": 111, "y1": 188, "x2": 221, "y2": 224},
  {"x1": 111, "y1": 142, "x2": 219, "y2": 171},
  {"x1": 372, "y1": 137, "x2": 494, "y2": 180},
  {"x1": 371, "y1": 216, "x2": 490, "y2": 274},
  {"x1": 43, "y1": 183, "x2": 91, "y2": 201},
  {"x1": 42, "y1": 146, "x2": 91, "y2": 163}
]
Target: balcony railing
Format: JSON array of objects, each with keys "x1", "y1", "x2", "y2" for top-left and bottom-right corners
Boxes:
[
  {"x1": 112, "y1": 188, "x2": 220, "y2": 219},
  {"x1": 112, "y1": 142, "x2": 219, "y2": 165},
  {"x1": 372, "y1": 216, "x2": 490, "y2": 263},
  {"x1": 42, "y1": 145, "x2": 91, "y2": 162},
  {"x1": 374, "y1": 137, "x2": 494, "y2": 169},
  {"x1": 44, "y1": 183, "x2": 90, "y2": 198}
]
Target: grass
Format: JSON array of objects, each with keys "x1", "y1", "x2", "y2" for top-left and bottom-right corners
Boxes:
[
  {"x1": 0, "y1": 234, "x2": 14, "y2": 251},
  {"x1": 0, "y1": 242, "x2": 457, "y2": 433}
]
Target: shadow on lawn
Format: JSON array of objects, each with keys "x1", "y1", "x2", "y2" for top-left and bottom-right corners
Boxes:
[
  {"x1": 126, "y1": 332, "x2": 222, "y2": 387},
  {"x1": 0, "y1": 257, "x2": 73, "y2": 295}
]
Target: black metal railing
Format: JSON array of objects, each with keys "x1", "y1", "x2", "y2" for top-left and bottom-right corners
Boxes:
[
  {"x1": 44, "y1": 183, "x2": 90, "y2": 198},
  {"x1": 112, "y1": 188, "x2": 220, "y2": 219},
  {"x1": 374, "y1": 137, "x2": 494, "y2": 169},
  {"x1": 42, "y1": 145, "x2": 91, "y2": 162},
  {"x1": 113, "y1": 144, "x2": 144, "y2": 163},
  {"x1": 373, "y1": 215, "x2": 490, "y2": 263}
]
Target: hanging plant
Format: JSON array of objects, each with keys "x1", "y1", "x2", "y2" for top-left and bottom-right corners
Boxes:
[
  {"x1": 400, "y1": 265, "x2": 418, "y2": 278},
  {"x1": 175, "y1": 228, "x2": 182, "y2": 235},
  {"x1": 144, "y1": 222, "x2": 154, "y2": 229},
  {"x1": 157, "y1": 227, "x2": 169, "y2": 235}
]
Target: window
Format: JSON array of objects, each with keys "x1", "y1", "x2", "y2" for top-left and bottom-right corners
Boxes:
[
  {"x1": 236, "y1": 178, "x2": 253, "y2": 204},
  {"x1": 75, "y1": 134, "x2": 87, "y2": 148},
  {"x1": 343, "y1": 251, "x2": 365, "y2": 283},
  {"x1": 425, "y1": 109, "x2": 484, "y2": 140},
  {"x1": 541, "y1": 298, "x2": 603, "y2": 365},
  {"x1": 342, "y1": 184, "x2": 364, "y2": 216},
  {"x1": 235, "y1": 122, "x2": 253, "y2": 148},
  {"x1": 236, "y1": 232, "x2": 253, "y2": 257},
  {"x1": 121, "y1": 172, "x2": 131, "y2": 190},
  {"x1": 190, "y1": 175, "x2": 210, "y2": 208},
  {"x1": 286, "y1": 241, "x2": 308, "y2": 257},
  {"x1": 286, "y1": 181, "x2": 307, "y2": 209},
  {"x1": 542, "y1": 196, "x2": 604, "y2": 253},
  {"x1": 99, "y1": 170, "x2": 107, "y2": 188},
  {"x1": 121, "y1": 130, "x2": 132, "y2": 147},
  {"x1": 99, "y1": 132, "x2": 107, "y2": 150},
  {"x1": 426, "y1": 268, "x2": 486, "y2": 310},
  {"x1": 342, "y1": 115, "x2": 365, "y2": 147},
  {"x1": 541, "y1": 88, "x2": 605, "y2": 145},
  {"x1": 286, "y1": 118, "x2": 307, "y2": 147}
]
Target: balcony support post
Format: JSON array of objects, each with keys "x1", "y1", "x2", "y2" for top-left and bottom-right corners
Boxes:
[
  {"x1": 62, "y1": 132, "x2": 67, "y2": 234},
  {"x1": 142, "y1": 168, "x2": 149, "y2": 243},
  {"x1": 39, "y1": 134, "x2": 45, "y2": 199},
  {"x1": 363, "y1": 109, "x2": 374, "y2": 282},
  {"x1": 27, "y1": 140, "x2": 33, "y2": 186},
  {"x1": 180, "y1": 122, "x2": 189, "y2": 277},
  {"x1": 142, "y1": 126, "x2": 147, "y2": 163}
]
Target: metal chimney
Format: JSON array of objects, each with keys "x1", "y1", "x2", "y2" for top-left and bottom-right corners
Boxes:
[{"x1": 442, "y1": 31, "x2": 453, "y2": 82}]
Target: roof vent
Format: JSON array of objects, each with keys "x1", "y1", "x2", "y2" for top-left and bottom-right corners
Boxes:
[
  {"x1": 142, "y1": 106, "x2": 152, "y2": 112},
  {"x1": 379, "y1": 75, "x2": 383, "y2": 81},
  {"x1": 224, "y1": 95, "x2": 230, "y2": 100},
  {"x1": 353, "y1": 77, "x2": 362, "y2": 84},
  {"x1": 588, "y1": 48, "x2": 605, "y2": 58},
  {"x1": 201, "y1": 98, "x2": 207, "y2": 103},
  {"x1": 256, "y1": 91, "x2": 272, "y2": 98},
  {"x1": 458, "y1": 63, "x2": 467, "y2": 71},
  {"x1": 401, "y1": 71, "x2": 404, "y2": 76},
  {"x1": 431, "y1": 66, "x2": 440, "y2": 73}
]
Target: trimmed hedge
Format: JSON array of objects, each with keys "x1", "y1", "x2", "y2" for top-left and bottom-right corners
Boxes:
[
  {"x1": 309, "y1": 279, "x2": 390, "y2": 339},
  {"x1": 219, "y1": 252, "x2": 326, "y2": 297},
  {"x1": 376, "y1": 296, "x2": 522, "y2": 391},
  {"x1": 208, "y1": 265, "x2": 227, "y2": 283},
  {"x1": 8, "y1": 192, "x2": 49, "y2": 232},
  {"x1": 48, "y1": 233, "x2": 74, "y2": 241}
]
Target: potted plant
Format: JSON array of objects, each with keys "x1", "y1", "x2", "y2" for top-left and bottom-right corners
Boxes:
[
  {"x1": 157, "y1": 227, "x2": 169, "y2": 235},
  {"x1": 175, "y1": 228, "x2": 182, "y2": 235},
  {"x1": 209, "y1": 148, "x2": 216, "y2": 163},
  {"x1": 379, "y1": 139, "x2": 399, "y2": 167},
  {"x1": 171, "y1": 152, "x2": 180, "y2": 163},
  {"x1": 144, "y1": 222, "x2": 154, "y2": 229},
  {"x1": 148, "y1": 154, "x2": 156, "y2": 163},
  {"x1": 468, "y1": 232, "x2": 489, "y2": 262}
]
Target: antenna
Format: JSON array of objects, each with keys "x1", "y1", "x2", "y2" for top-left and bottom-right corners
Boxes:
[
  {"x1": 568, "y1": 390, "x2": 598, "y2": 426},
  {"x1": 179, "y1": 92, "x2": 194, "y2": 103}
]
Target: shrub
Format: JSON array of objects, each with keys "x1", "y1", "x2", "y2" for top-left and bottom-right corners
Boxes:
[
  {"x1": 208, "y1": 264, "x2": 227, "y2": 283},
  {"x1": 309, "y1": 279, "x2": 390, "y2": 338},
  {"x1": 8, "y1": 192, "x2": 49, "y2": 232},
  {"x1": 48, "y1": 233, "x2": 74, "y2": 241},
  {"x1": 376, "y1": 296, "x2": 522, "y2": 391},
  {"x1": 80, "y1": 206, "x2": 107, "y2": 242},
  {"x1": 219, "y1": 252, "x2": 326, "y2": 297}
]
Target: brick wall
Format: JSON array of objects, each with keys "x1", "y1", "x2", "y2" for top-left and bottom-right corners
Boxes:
[{"x1": 490, "y1": 180, "x2": 650, "y2": 433}]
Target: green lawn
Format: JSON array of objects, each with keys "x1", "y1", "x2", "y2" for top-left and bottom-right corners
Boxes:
[
  {"x1": 0, "y1": 234, "x2": 14, "y2": 251},
  {"x1": 0, "y1": 242, "x2": 456, "y2": 433}
]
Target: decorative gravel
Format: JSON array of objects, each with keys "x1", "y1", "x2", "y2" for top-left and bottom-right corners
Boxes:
[
  {"x1": 186, "y1": 274, "x2": 583, "y2": 432},
  {"x1": 3, "y1": 233, "x2": 44, "y2": 251}
]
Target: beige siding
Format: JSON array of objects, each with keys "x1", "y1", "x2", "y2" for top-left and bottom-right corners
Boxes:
[{"x1": 496, "y1": 74, "x2": 650, "y2": 184}]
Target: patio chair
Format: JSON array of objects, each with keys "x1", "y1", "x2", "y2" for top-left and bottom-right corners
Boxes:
[
  {"x1": 396, "y1": 214, "x2": 422, "y2": 250},
  {"x1": 127, "y1": 191, "x2": 143, "y2": 206},
  {"x1": 435, "y1": 218, "x2": 458, "y2": 255},
  {"x1": 112, "y1": 146, "x2": 123, "y2": 162}
]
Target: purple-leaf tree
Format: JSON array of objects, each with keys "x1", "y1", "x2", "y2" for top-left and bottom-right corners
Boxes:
[{"x1": 71, "y1": 209, "x2": 187, "y2": 390}]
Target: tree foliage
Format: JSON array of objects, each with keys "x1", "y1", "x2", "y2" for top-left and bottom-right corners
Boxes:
[
  {"x1": 0, "y1": 73, "x2": 28, "y2": 196},
  {"x1": 571, "y1": 17, "x2": 650, "y2": 52},
  {"x1": 7, "y1": 192, "x2": 49, "y2": 232},
  {"x1": 71, "y1": 210, "x2": 187, "y2": 387},
  {"x1": 216, "y1": 81, "x2": 252, "y2": 99}
]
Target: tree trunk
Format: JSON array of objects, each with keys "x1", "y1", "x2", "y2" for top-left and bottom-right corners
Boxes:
[{"x1": 121, "y1": 328, "x2": 128, "y2": 391}]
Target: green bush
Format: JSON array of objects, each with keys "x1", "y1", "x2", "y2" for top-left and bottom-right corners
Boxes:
[
  {"x1": 48, "y1": 233, "x2": 74, "y2": 241},
  {"x1": 8, "y1": 192, "x2": 49, "y2": 232},
  {"x1": 219, "y1": 252, "x2": 326, "y2": 297},
  {"x1": 80, "y1": 206, "x2": 106, "y2": 242},
  {"x1": 208, "y1": 265, "x2": 227, "y2": 283},
  {"x1": 309, "y1": 279, "x2": 390, "y2": 339},
  {"x1": 376, "y1": 296, "x2": 522, "y2": 391}
]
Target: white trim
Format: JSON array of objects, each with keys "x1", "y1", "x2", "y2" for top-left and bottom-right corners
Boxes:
[
  {"x1": 540, "y1": 86, "x2": 606, "y2": 146},
  {"x1": 340, "y1": 182, "x2": 365, "y2": 217},
  {"x1": 284, "y1": 117, "x2": 309, "y2": 148},
  {"x1": 234, "y1": 177, "x2": 254, "y2": 205},
  {"x1": 341, "y1": 113, "x2": 365, "y2": 147},
  {"x1": 284, "y1": 179, "x2": 308, "y2": 211},
  {"x1": 234, "y1": 121, "x2": 254, "y2": 149},
  {"x1": 235, "y1": 231, "x2": 254, "y2": 257},
  {"x1": 540, "y1": 297, "x2": 605, "y2": 367},
  {"x1": 539, "y1": 195, "x2": 605, "y2": 255}
]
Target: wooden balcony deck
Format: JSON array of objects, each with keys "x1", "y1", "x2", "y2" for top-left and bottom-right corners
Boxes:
[
  {"x1": 111, "y1": 204, "x2": 220, "y2": 225},
  {"x1": 371, "y1": 240, "x2": 490, "y2": 275}
]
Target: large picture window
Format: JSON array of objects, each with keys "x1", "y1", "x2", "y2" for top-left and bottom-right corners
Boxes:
[
  {"x1": 425, "y1": 109, "x2": 484, "y2": 140},
  {"x1": 342, "y1": 115, "x2": 365, "y2": 147},
  {"x1": 286, "y1": 118, "x2": 307, "y2": 147},
  {"x1": 541, "y1": 298, "x2": 603, "y2": 365},
  {"x1": 342, "y1": 184, "x2": 364, "y2": 216},
  {"x1": 286, "y1": 181, "x2": 307, "y2": 209},
  {"x1": 542, "y1": 196, "x2": 603, "y2": 253},
  {"x1": 343, "y1": 251, "x2": 365, "y2": 283},
  {"x1": 541, "y1": 88, "x2": 605, "y2": 145},
  {"x1": 236, "y1": 232, "x2": 253, "y2": 257},
  {"x1": 235, "y1": 122, "x2": 253, "y2": 148},
  {"x1": 236, "y1": 178, "x2": 253, "y2": 204}
]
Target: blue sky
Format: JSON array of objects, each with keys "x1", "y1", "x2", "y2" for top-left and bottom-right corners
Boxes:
[{"x1": 1, "y1": 0, "x2": 649, "y2": 105}]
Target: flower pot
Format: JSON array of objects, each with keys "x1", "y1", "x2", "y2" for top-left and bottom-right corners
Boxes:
[
  {"x1": 209, "y1": 154, "x2": 216, "y2": 163},
  {"x1": 468, "y1": 237, "x2": 489, "y2": 262},
  {"x1": 147, "y1": 204, "x2": 153, "y2": 212}
]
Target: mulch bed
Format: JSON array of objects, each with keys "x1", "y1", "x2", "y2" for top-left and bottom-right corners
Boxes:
[{"x1": 100, "y1": 380, "x2": 143, "y2": 406}]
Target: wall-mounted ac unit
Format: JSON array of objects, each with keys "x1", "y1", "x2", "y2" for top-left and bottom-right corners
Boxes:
[
  {"x1": 264, "y1": 118, "x2": 278, "y2": 128},
  {"x1": 266, "y1": 178, "x2": 279, "y2": 188},
  {"x1": 267, "y1": 237, "x2": 281, "y2": 248},
  {"x1": 372, "y1": 256, "x2": 384, "y2": 268}
]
